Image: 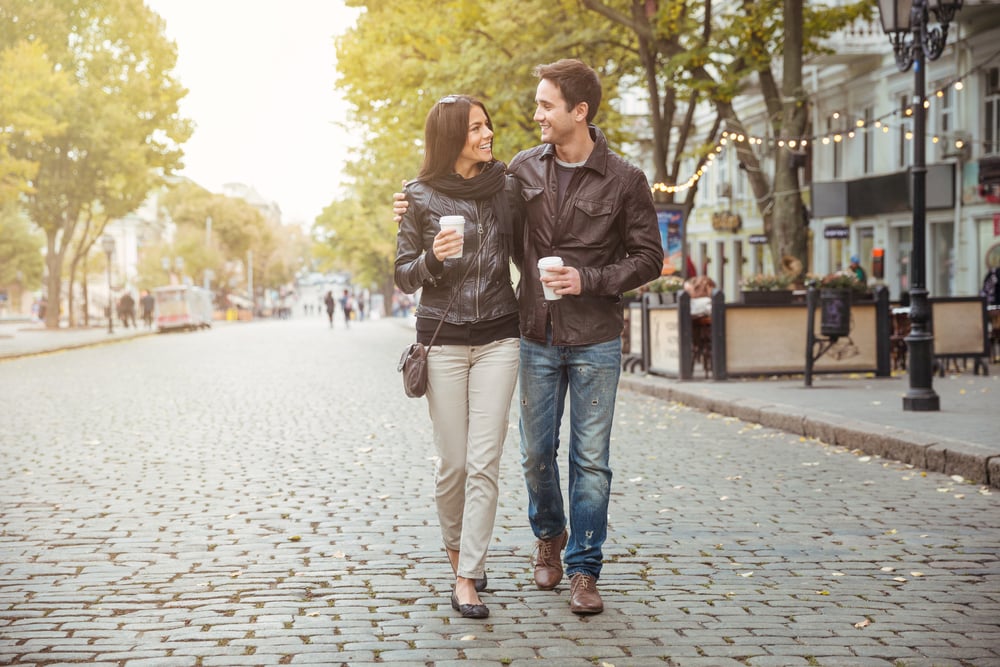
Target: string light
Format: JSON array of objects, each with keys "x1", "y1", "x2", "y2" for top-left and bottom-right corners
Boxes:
[{"x1": 647, "y1": 52, "x2": 996, "y2": 193}]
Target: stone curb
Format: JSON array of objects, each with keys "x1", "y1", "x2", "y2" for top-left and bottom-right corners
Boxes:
[
  {"x1": 0, "y1": 330, "x2": 156, "y2": 362},
  {"x1": 620, "y1": 374, "x2": 998, "y2": 489}
]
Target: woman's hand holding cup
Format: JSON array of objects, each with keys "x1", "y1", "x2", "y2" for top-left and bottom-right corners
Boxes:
[{"x1": 435, "y1": 215, "x2": 465, "y2": 260}]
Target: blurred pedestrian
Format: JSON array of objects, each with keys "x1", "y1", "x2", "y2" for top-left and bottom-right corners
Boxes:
[
  {"x1": 323, "y1": 290, "x2": 336, "y2": 328},
  {"x1": 340, "y1": 289, "x2": 354, "y2": 328},
  {"x1": 140, "y1": 290, "x2": 155, "y2": 329},
  {"x1": 395, "y1": 93, "x2": 521, "y2": 619},
  {"x1": 118, "y1": 292, "x2": 136, "y2": 329}
]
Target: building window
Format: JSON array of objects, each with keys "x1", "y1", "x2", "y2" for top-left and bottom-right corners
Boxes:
[
  {"x1": 935, "y1": 81, "x2": 955, "y2": 137},
  {"x1": 986, "y1": 67, "x2": 1000, "y2": 156}
]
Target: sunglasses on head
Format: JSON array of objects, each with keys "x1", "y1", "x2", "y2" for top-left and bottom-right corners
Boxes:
[{"x1": 438, "y1": 95, "x2": 460, "y2": 104}]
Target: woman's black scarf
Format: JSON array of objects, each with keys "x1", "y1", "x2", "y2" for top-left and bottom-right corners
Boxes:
[{"x1": 424, "y1": 160, "x2": 513, "y2": 260}]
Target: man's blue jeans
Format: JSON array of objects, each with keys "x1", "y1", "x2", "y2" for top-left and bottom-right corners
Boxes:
[{"x1": 518, "y1": 333, "x2": 621, "y2": 580}]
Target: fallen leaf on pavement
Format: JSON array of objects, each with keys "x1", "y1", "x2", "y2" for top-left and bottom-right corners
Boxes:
[
  {"x1": 854, "y1": 619, "x2": 871, "y2": 629},
  {"x1": 893, "y1": 576, "x2": 907, "y2": 582},
  {"x1": 289, "y1": 535, "x2": 302, "y2": 542},
  {"x1": 880, "y1": 566, "x2": 895, "y2": 572},
  {"x1": 950, "y1": 475, "x2": 965, "y2": 483},
  {"x1": 910, "y1": 571, "x2": 924, "y2": 577}
]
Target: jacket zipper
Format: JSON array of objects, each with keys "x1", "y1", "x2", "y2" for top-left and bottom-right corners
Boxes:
[{"x1": 475, "y1": 202, "x2": 484, "y2": 321}]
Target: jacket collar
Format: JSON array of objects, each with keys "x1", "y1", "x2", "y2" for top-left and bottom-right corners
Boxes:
[{"x1": 541, "y1": 125, "x2": 609, "y2": 177}]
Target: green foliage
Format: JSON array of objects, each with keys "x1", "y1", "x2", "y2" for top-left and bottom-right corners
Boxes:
[
  {"x1": 0, "y1": 203, "x2": 44, "y2": 287},
  {"x1": 1, "y1": 0, "x2": 192, "y2": 325},
  {"x1": 0, "y1": 40, "x2": 72, "y2": 204}
]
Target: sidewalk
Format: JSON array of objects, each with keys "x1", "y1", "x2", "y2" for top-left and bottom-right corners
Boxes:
[
  {"x1": 4, "y1": 317, "x2": 996, "y2": 488},
  {"x1": 0, "y1": 318, "x2": 155, "y2": 359}
]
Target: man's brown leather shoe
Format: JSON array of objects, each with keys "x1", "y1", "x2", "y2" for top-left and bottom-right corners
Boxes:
[
  {"x1": 569, "y1": 573, "x2": 603, "y2": 615},
  {"x1": 532, "y1": 529, "x2": 568, "y2": 590}
]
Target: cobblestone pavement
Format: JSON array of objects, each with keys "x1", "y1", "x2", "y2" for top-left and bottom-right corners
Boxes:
[{"x1": 1, "y1": 316, "x2": 998, "y2": 667}]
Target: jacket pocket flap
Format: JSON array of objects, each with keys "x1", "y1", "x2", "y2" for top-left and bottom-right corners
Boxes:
[{"x1": 574, "y1": 198, "x2": 613, "y2": 217}]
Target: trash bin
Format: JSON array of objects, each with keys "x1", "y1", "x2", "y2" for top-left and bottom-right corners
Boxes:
[{"x1": 820, "y1": 288, "x2": 851, "y2": 339}]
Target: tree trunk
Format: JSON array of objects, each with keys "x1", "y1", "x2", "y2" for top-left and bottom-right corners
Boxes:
[
  {"x1": 66, "y1": 263, "x2": 77, "y2": 328},
  {"x1": 770, "y1": 0, "x2": 809, "y2": 275},
  {"x1": 43, "y1": 232, "x2": 66, "y2": 328},
  {"x1": 83, "y1": 255, "x2": 90, "y2": 328}
]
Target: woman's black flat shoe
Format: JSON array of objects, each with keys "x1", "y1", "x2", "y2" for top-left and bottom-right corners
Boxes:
[
  {"x1": 474, "y1": 574, "x2": 488, "y2": 592},
  {"x1": 451, "y1": 587, "x2": 489, "y2": 619}
]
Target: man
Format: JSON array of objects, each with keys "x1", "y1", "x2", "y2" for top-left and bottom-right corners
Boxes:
[
  {"x1": 393, "y1": 59, "x2": 662, "y2": 614},
  {"x1": 507, "y1": 59, "x2": 662, "y2": 615}
]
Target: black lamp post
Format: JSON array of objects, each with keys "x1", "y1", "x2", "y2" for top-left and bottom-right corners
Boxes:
[
  {"x1": 876, "y1": 0, "x2": 962, "y2": 412},
  {"x1": 100, "y1": 234, "x2": 115, "y2": 334}
]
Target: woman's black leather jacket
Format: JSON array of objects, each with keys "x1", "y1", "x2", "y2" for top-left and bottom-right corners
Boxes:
[{"x1": 394, "y1": 176, "x2": 520, "y2": 325}]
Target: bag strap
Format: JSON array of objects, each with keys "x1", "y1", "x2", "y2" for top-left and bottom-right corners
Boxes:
[{"x1": 426, "y1": 229, "x2": 489, "y2": 348}]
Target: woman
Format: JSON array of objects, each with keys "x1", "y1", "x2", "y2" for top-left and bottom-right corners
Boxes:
[{"x1": 394, "y1": 95, "x2": 521, "y2": 619}]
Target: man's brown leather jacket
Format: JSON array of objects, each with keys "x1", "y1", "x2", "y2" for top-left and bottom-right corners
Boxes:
[{"x1": 508, "y1": 126, "x2": 663, "y2": 346}]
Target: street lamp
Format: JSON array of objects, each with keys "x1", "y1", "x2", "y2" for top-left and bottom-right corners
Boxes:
[
  {"x1": 876, "y1": 0, "x2": 962, "y2": 412},
  {"x1": 100, "y1": 234, "x2": 116, "y2": 334}
]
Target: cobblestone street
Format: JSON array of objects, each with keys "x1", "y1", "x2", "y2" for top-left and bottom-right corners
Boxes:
[{"x1": 1, "y1": 316, "x2": 998, "y2": 666}]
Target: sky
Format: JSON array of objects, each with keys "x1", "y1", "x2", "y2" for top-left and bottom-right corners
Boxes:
[{"x1": 144, "y1": 0, "x2": 361, "y2": 227}]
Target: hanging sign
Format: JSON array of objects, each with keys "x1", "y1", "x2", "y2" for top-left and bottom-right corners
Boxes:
[{"x1": 824, "y1": 226, "x2": 850, "y2": 239}]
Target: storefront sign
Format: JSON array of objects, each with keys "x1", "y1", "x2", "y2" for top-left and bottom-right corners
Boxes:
[
  {"x1": 824, "y1": 226, "x2": 850, "y2": 239},
  {"x1": 748, "y1": 234, "x2": 768, "y2": 245},
  {"x1": 712, "y1": 211, "x2": 742, "y2": 233}
]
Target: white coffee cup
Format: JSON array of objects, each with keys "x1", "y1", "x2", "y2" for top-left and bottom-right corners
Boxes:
[
  {"x1": 439, "y1": 215, "x2": 465, "y2": 258},
  {"x1": 537, "y1": 256, "x2": 564, "y2": 301}
]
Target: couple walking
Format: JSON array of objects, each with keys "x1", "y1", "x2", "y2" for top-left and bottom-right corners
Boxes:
[{"x1": 394, "y1": 59, "x2": 663, "y2": 619}]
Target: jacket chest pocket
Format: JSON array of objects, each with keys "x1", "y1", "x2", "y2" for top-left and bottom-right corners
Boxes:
[{"x1": 565, "y1": 198, "x2": 615, "y2": 248}]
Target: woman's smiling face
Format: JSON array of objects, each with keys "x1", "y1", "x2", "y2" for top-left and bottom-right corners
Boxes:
[{"x1": 454, "y1": 103, "x2": 494, "y2": 178}]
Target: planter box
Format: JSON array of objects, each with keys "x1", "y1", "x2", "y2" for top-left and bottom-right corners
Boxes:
[{"x1": 741, "y1": 289, "x2": 794, "y2": 305}]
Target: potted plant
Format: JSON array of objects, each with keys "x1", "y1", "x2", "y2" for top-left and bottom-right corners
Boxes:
[
  {"x1": 645, "y1": 275, "x2": 685, "y2": 303},
  {"x1": 740, "y1": 273, "x2": 794, "y2": 304},
  {"x1": 805, "y1": 271, "x2": 871, "y2": 301}
]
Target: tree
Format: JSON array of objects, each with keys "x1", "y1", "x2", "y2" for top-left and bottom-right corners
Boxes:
[
  {"x1": 158, "y1": 180, "x2": 301, "y2": 302},
  {"x1": 1, "y1": 0, "x2": 192, "y2": 327},
  {"x1": 328, "y1": 0, "x2": 629, "y2": 309},
  {"x1": 579, "y1": 0, "x2": 871, "y2": 275}
]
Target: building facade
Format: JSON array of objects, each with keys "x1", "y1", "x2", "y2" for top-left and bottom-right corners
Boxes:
[{"x1": 642, "y1": 2, "x2": 1000, "y2": 302}]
